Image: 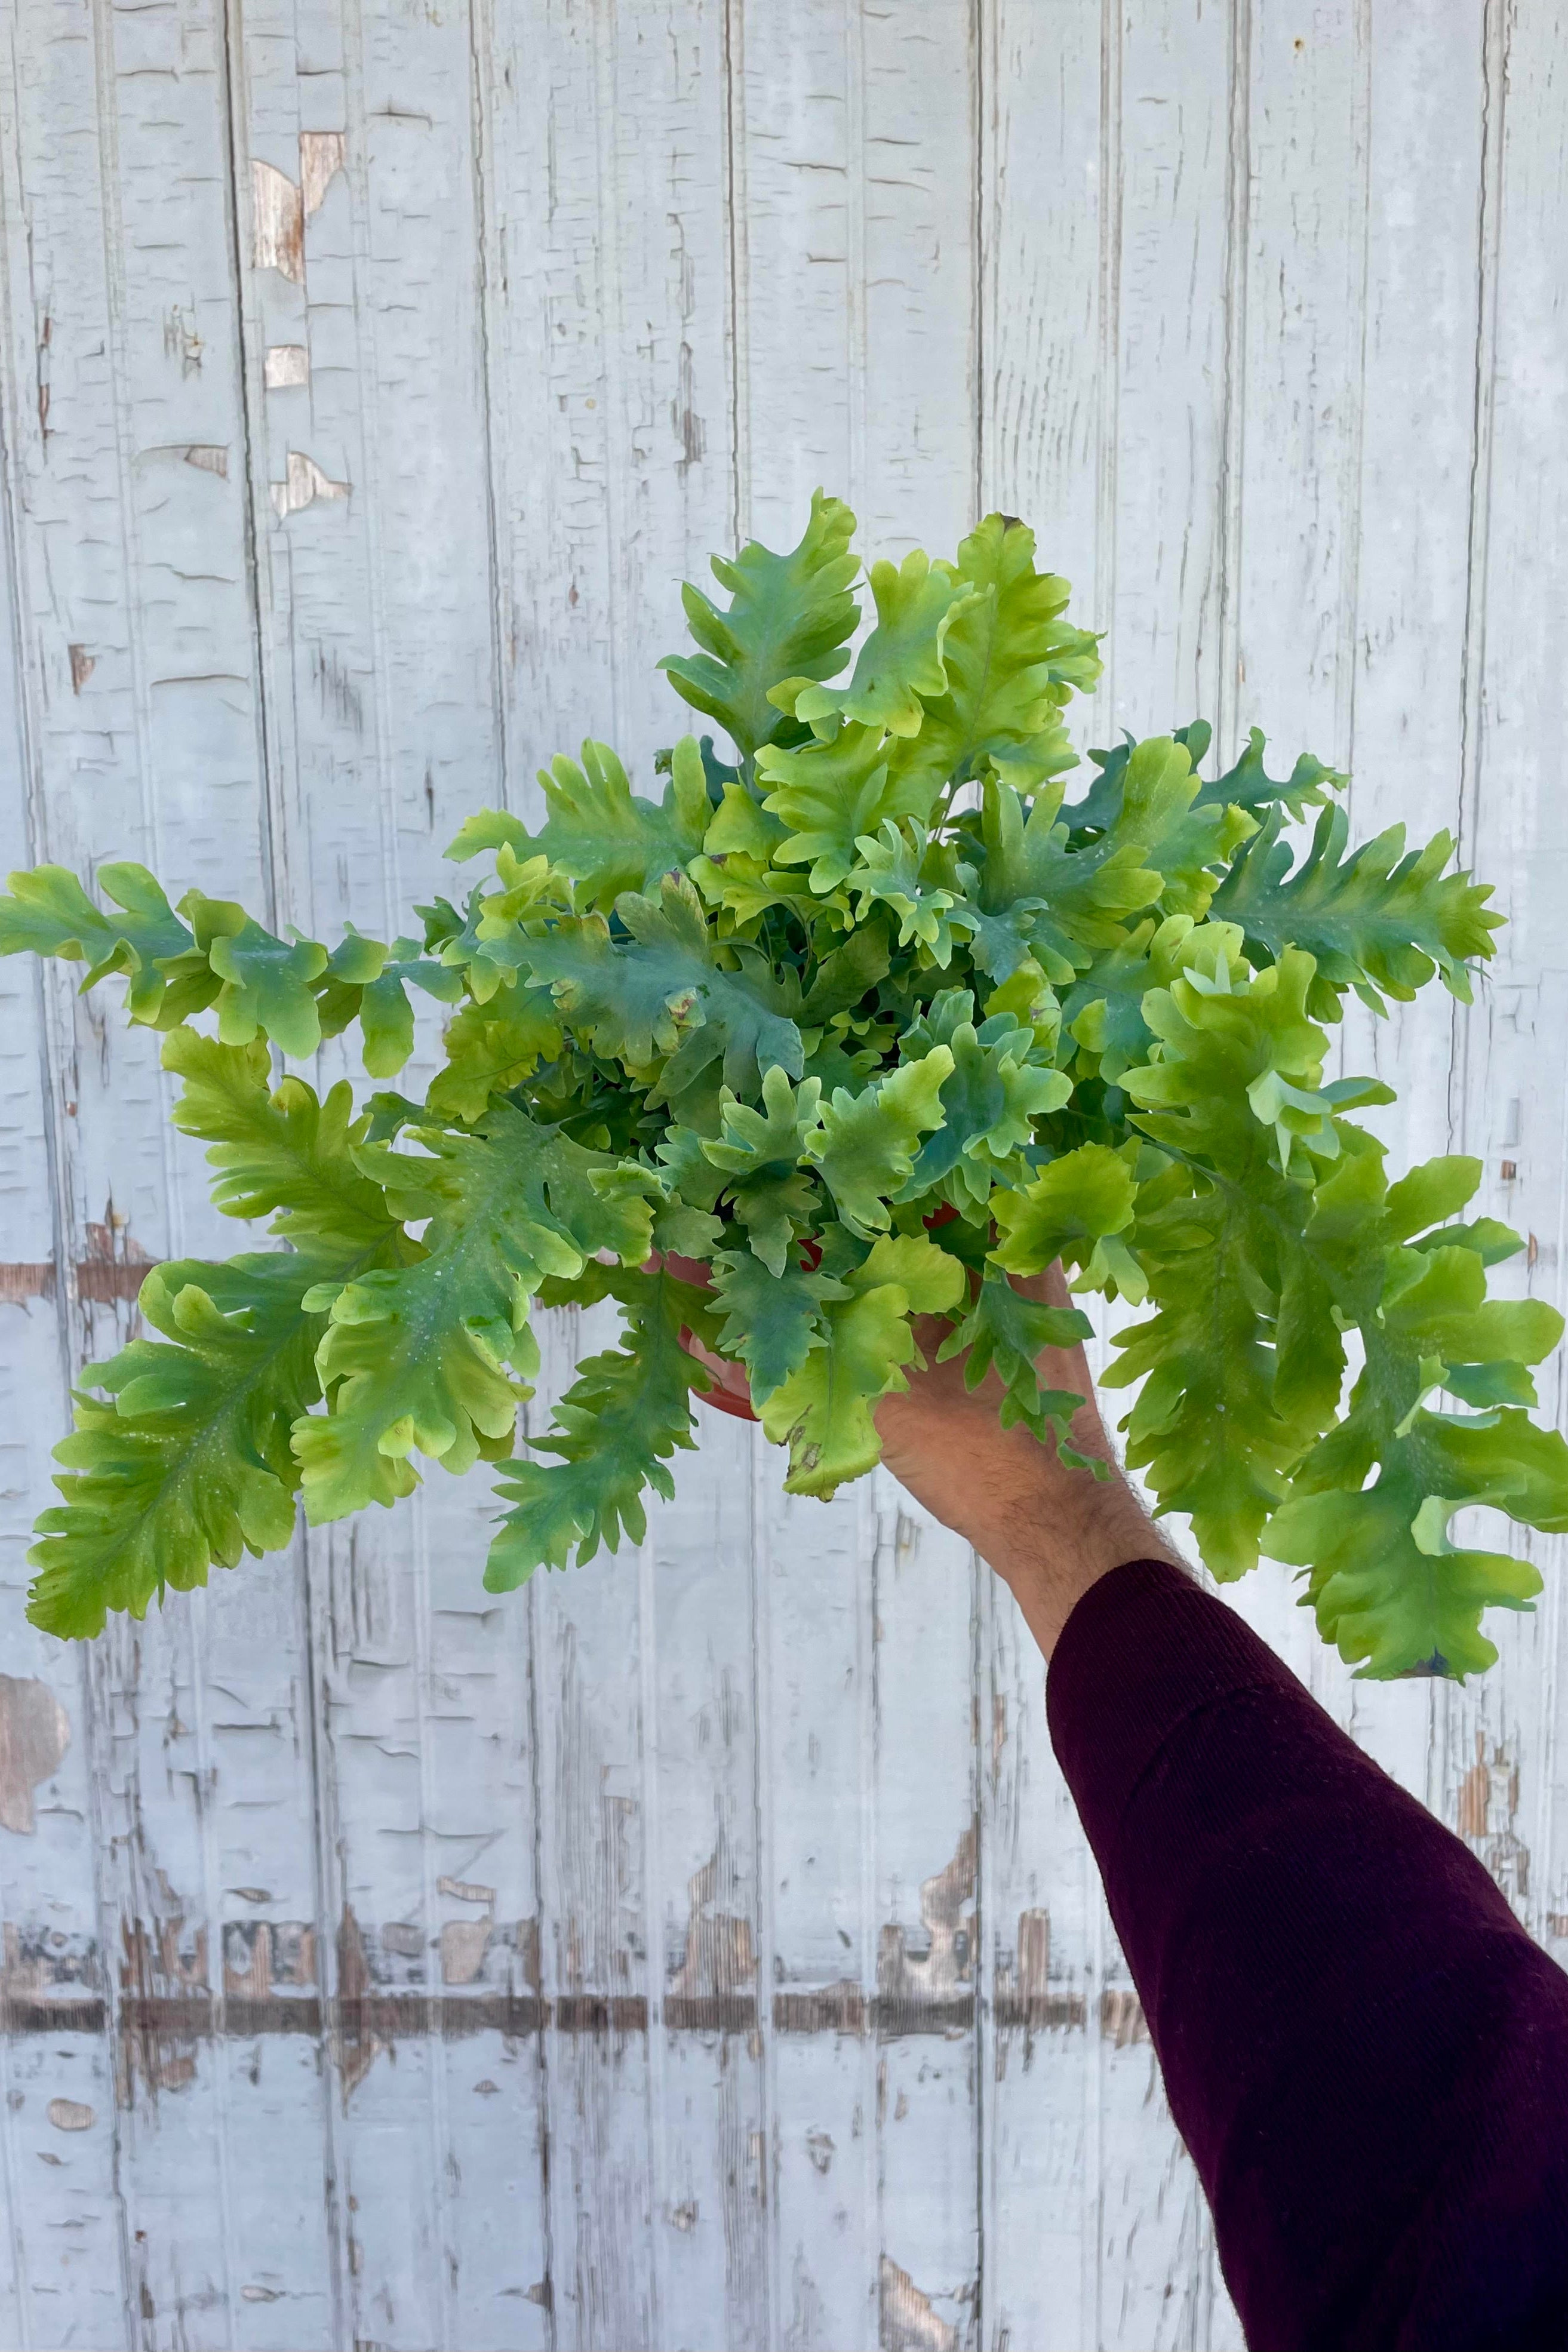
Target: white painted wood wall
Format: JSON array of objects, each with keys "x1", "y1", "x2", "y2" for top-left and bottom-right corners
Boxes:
[{"x1": 1, "y1": 1, "x2": 1565, "y2": 2345}]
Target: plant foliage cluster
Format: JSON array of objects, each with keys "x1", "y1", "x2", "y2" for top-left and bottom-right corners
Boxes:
[{"x1": 5, "y1": 495, "x2": 1565, "y2": 1676}]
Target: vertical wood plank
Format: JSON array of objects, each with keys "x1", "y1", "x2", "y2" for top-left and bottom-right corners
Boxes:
[
  {"x1": 231, "y1": 3, "x2": 543, "y2": 2345},
  {"x1": 477, "y1": 5, "x2": 742, "y2": 2345},
  {"x1": 978, "y1": 2, "x2": 1110, "y2": 2339},
  {"x1": 756, "y1": 1475, "x2": 880, "y2": 2351},
  {"x1": 1444, "y1": 0, "x2": 1568, "y2": 2017},
  {"x1": 0, "y1": 4, "x2": 340, "y2": 2345},
  {"x1": 733, "y1": 6, "x2": 985, "y2": 2345},
  {"x1": 0, "y1": 333, "x2": 128, "y2": 2352}
]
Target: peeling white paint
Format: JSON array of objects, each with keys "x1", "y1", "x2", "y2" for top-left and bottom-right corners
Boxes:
[
  {"x1": 2, "y1": 5, "x2": 1566, "y2": 2350},
  {"x1": 263, "y1": 344, "x2": 309, "y2": 390},
  {"x1": 269, "y1": 451, "x2": 349, "y2": 519},
  {"x1": 250, "y1": 159, "x2": 303, "y2": 282},
  {"x1": 45, "y1": 2099, "x2": 94, "y2": 2133},
  {"x1": 299, "y1": 131, "x2": 346, "y2": 220},
  {"x1": 0, "y1": 1678, "x2": 69, "y2": 1836}
]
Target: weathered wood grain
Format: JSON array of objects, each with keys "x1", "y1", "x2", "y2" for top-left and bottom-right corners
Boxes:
[
  {"x1": 0, "y1": 5, "x2": 337, "y2": 2348},
  {"x1": 5, "y1": 2, "x2": 1568, "y2": 2346},
  {"x1": 1445, "y1": 0, "x2": 1568, "y2": 2006},
  {"x1": 0, "y1": 244, "x2": 126, "y2": 2352}
]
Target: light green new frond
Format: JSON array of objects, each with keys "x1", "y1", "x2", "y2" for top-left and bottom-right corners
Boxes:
[
  {"x1": 989, "y1": 1141, "x2": 1140, "y2": 1294},
  {"x1": 659, "y1": 490, "x2": 861, "y2": 762},
  {"x1": 1061, "y1": 917, "x2": 1240, "y2": 1086},
  {"x1": 703, "y1": 1063, "x2": 824, "y2": 1176},
  {"x1": 1266, "y1": 1474, "x2": 1547, "y2": 1684},
  {"x1": 313, "y1": 927, "x2": 465, "y2": 1076},
  {"x1": 759, "y1": 1233, "x2": 964, "y2": 1496},
  {"x1": 27, "y1": 1253, "x2": 331, "y2": 1640},
  {"x1": 759, "y1": 721, "x2": 940, "y2": 895},
  {"x1": 789, "y1": 549, "x2": 980, "y2": 739},
  {"x1": 177, "y1": 890, "x2": 329, "y2": 1059},
  {"x1": 1121, "y1": 946, "x2": 1346, "y2": 1176},
  {"x1": 807, "y1": 1047, "x2": 955, "y2": 1238},
  {"x1": 886, "y1": 516, "x2": 1100, "y2": 797},
  {"x1": 848, "y1": 821, "x2": 962, "y2": 963},
  {"x1": 485, "y1": 1267, "x2": 708, "y2": 1582},
  {"x1": 296, "y1": 1103, "x2": 657, "y2": 1520},
  {"x1": 1106, "y1": 1172, "x2": 1325, "y2": 1578},
  {"x1": 896, "y1": 992, "x2": 1070, "y2": 1215}
]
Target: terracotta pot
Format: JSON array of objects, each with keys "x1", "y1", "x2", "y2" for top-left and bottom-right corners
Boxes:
[{"x1": 659, "y1": 1205, "x2": 960, "y2": 1424}]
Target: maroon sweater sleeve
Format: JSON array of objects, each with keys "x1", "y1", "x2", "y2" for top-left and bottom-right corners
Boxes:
[{"x1": 1046, "y1": 1557, "x2": 1568, "y2": 2352}]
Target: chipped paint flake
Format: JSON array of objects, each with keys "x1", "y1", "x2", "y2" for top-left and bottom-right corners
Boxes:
[
  {"x1": 270, "y1": 452, "x2": 350, "y2": 519},
  {"x1": 877, "y1": 1823, "x2": 976, "y2": 2018},
  {"x1": 300, "y1": 130, "x2": 346, "y2": 218},
  {"x1": 436, "y1": 1875, "x2": 496, "y2": 1906},
  {"x1": 439, "y1": 1919, "x2": 493, "y2": 1985},
  {"x1": 263, "y1": 344, "x2": 309, "y2": 390},
  {"x1": 665, "y1": 1844, "x2": 757, "y2": 2028},
  {"x1": 47, "y1": 2097, "x2": 95, "y2": 2132},
  {"x1": 251, "y1": 159, "x2": 303, "y2": 281},
  {"x1": 0, "y1": 1676, "x2": 70, "y2": 1834},
  {"x1": 878, "y1": 2255, "x2": 958, "y2": 2352},
  {"x1": 67, "y1": 644, "x2": 94, "y2": 693},
  {"x1": 1100, "y1": 1987, "x2": 1148, "y2": 2047}
]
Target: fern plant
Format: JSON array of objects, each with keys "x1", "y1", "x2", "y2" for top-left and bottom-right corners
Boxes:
[{"x1": 5, "y1": 494, "x2": 1566, "y2": 1676}]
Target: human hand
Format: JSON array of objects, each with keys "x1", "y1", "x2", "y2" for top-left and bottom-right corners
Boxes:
[{"x1": 875, "y1": 1265, "x2": 1185, "y2": 1659}]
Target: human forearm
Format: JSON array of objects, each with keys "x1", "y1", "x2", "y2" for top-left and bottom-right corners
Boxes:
[{"x1": 874, "y1": 1274, "x2": 1185, "y2": 1657}]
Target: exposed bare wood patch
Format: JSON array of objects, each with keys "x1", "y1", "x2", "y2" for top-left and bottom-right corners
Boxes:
[
  {"x1": 1099, "y1": 1988, "x2": 1148, "y2": 2048},
  {"x1": 77, "y1": 1219, "x2": 153, "y2": 1308},
  {"x1": 300, "y1": 131, "x2": 346, "y2": 219},
  {"x1": 439, "y1": 1919, "x2": 493, "y2": 1985},
  {"x1": 222, "y1": 1920, "x2": 316, "y2": 2001},
  {"x1": 436, "y1": 1873, "x2": 496, "y2": 1907},
  {"x1": 665, "y1": 1845, "x2": 757, "y2": 2030},
  {"x1": 0, "y1": 1675, "x2": 70, "y2": 1833},
  {"x1": 75, "y1": 1259, "x2": 150, "y2": 1305},
  {"x1": 1, "y1": 1923, "x2": 101, "y2": 2037},
  {"x1": 270, "y1": 451, "x2": 350, "y2": 519},
  {"x1": 119, "y1": 1903, "x2": 209, "y2": 2099},
  {"x1": 878, "y1": 2253, "x2": 958, "y2": 2352},
  {"x1": 993, "y1": 1905, "x2": 1087, "y2": 2032},
  {"x1": 332, "y1": 1905, "x2": 382, "y2": 2104},
  {"x1": 67, "y1": 643, "x2": 94, "y2": 693},
  {"x1": 47, "y1": 2097, "x2": 95, "y2": 2132},
  {"x1": 250, "y1": 159, "x2": 304, "y2": 281},
  {"x1": 263, "y1": 343, "x2": 309, "y2": 390},
  {"x1": 0, "y1": 1262, "x2": 55, "y2": 1303},
  {"x1": 1457, "y1": 1732, "x2": 1530, "y2": 1906},
  {"x1": 772, "y1": 1979, "x2": 866, "y2": 2036},
  {"x1": 183, "y1": 443, "x2": 228, "y2": 477},
  {"x1": 876, "y1": 1821, "x2": 976, "y2": 2035},
  {"x1": 1, "y1": 1243, "x2": 165, "y2": 1304}
]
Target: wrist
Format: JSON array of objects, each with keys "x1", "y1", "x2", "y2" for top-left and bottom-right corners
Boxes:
[{"x1": 974, "y1": 1457, "x2": 1184, "y2": 1659}]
